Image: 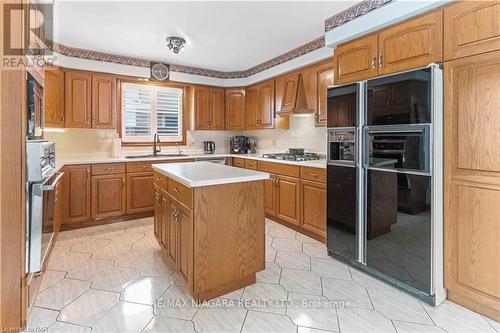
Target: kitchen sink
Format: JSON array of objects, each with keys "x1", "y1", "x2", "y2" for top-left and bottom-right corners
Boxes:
[{"x1": 125, "y1": 153, "x2": 189, "y2": 159}]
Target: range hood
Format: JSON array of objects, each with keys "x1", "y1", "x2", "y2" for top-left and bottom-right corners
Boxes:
[{"x1": 277, "y1": 72, "x2": 315, "y2": 116}]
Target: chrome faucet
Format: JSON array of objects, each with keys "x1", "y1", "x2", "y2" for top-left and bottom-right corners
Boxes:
[
  {"x1": 176, "y1": 143, "x2": 182, "y2": 155},
  {"x1": 153, "y1": 133, "x2": 161, "y2": 156}
]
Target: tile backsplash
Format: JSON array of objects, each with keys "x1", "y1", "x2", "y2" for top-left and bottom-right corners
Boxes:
[{"x1": 45, "y1": 115, "x2": 326, "y2": 157}]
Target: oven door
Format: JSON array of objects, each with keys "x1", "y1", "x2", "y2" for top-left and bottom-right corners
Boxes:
[{"x1": 27, "y1": 172, "x2": 63, "y2": 273}]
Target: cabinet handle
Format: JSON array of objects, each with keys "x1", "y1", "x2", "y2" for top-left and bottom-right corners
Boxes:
[
  {"x1": 314, "y1": 113, "x2": 319, "y2": 121},
  {"x1": 60, "y1": 114, "x2": 65, "y2": 124},
  {"x1": 156, "y1": 177, "x2": 162, "y2": 182},
  {"x1": 155, "y1": 194, "x2": 161, "y2": 203},
  {"x1": 173, "y1": 188, "x2": 180, "y2": 193},
  {"x1": 378, "y1": 53, "x2": 383, "y2": 68},
  {"x1": 105, "y1": 167, "x2": 114, "y2": 172},
  {"x1": 371, "y1": 56, "x2": 376, "y2": 69},
  {"x1": 92, "y1": 115, "x2": 96, "y2": 125},
  {"x1": 142, "y1": 165, "x2": 148, "y2": 170},
  {"x1": 310, "y1": 172, "x2": 319, "y2": 178},
  {"x1": 122, "y1": 178, "x2": 125, "y2": 186}
]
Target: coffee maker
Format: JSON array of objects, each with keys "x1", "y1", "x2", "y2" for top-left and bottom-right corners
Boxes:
[
  {"x1": 230, "y1": 136, "x2": 248, "y2": 154},
  {"x1": 203, "y1": 141, "x2": 215, "y2": 154}
]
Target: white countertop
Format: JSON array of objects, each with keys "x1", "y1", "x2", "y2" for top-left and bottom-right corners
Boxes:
[
  {"x1": 152, "y1": 161, "x2": 270, "y2": 187},
  {"x1": 56, "y1": 152, "x2": 327, "y2": 170}
]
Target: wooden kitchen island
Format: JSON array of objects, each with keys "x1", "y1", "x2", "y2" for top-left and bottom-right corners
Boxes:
[{"x1": 152, "y1": 161, "x2": 269, "y2": 301}]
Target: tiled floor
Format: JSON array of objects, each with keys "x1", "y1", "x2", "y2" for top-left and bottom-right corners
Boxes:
[{"x1": 27, "y1": 217, "x2": 499, "y2": 333}]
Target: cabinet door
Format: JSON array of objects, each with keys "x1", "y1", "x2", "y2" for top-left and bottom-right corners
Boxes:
[
  {"x1": 153, "y1": 186, "x2": 162, "y2": 244},
  {"x1": 444, "y1": 51, "x2": 500, "y2": 320},
  {"x1": 160, "y1": 191, "x2": 169, "y2": 250},
  {"x1": 194, "y1": 86, "x2": 211, "y2": 130},
  {"x1": 316, "y1": 65, "x2": 333, "y2": 127},
  {"x1": 65, "y1": 70, "x2": 92, "y2": 128},
  {"x1": 91, "y1": 174, "x2": 126, "y2": 219},
  {"x1": 279, "y1": 73, "x2": 299, "y2": 114},
  {"x1": 301, "y1": 180, "x2": 326, "y2": 239},
  {"x1": 44, "y1": 68, "x2": 65, "y2": 127},
  {"x1": 62, "y1": 165, "x2": 91, "y2": 224},
  {"x1": 334, "y1": 34, "x2": 378, "y2": 84},
  {"x1": 92, "y1": 74, "x2": 115, "y2": 129},
  {"x1": 175, "y1": 201, "x2": 193, "y2": 289},
  {"x1": 276, "y1": 175, "x2": 301, "y2": 226},
  {"x1": 258, "y1": 80, "x2": 274, "y2": 128},
  {"x1": 126, "y1": 172, "x2": 154, "y2": 214},
  {"x1": 225, "y1": 88, "x2": 245, "y2": 130},
  {"x1": 210, "y1": 88, "x2": 225, "y2": 130},
  {"x1": 378, "y1": 11, "x2": 442, "y2": 76},
  {"x1": 165, "y1": 197, "x2": 178, "y2": 267},
  {"x1": 245, "y1": 86, "x2": 259, "y2": 130},
  {"x1": 444, "y1": 1, "x2": 500, "y2": 61},
  {"x1": 264, "y1": 174, "x2": 277, "y2": 216}
]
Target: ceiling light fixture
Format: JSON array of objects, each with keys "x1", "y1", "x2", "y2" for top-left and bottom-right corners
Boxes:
[{"x1": 166, "y1": 36, "x2": 186, "y2": 54}]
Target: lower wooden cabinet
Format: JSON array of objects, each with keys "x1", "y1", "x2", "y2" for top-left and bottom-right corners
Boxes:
[
  {"x1": 172, "y1": 197, "x2": 193, "y2": 285},
  {"x1": 153, "y1": 186, "x2": 162, "y2": 243},
  {"x1": 264, "y1": 174, "x2": 278, "y2": 216},
  {"x1": 91, "y1": 174, "x2": 126, "y2": 219},
  {"x1": 62, "y1": 164, "x2": 91, "y2": 224},
  {"x1": 301, "y1": 180, "x2": 326, "y2": 238},
  {"x1": 276, "y1": 175, "x2": 301, "y2": 226},
  {"x1": 126, "y1": 172, "x2": 154, "y2": 214}
]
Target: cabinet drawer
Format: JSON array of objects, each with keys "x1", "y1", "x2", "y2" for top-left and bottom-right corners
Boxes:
[
  {"x1": 168, "y1": 178, "x2": 193, "y2": 208},
  {"x1": 258, "y1": 161, "x2": 300, "y2": 178},
  {"x1": 153, "y1": 171, "x2": 168, "y2": 189},
  {"x1": 232, "y1": 157, "x2": 245, "y2": 168},
  {"x1": 244, "y1": 159, "x2": 258, "y2": 170},
  {"x1": 300, "y1": 167, "x2": 326, "y2": 183},
  {"x1": 92, "y1": 163, "x2": 125, "y2": 175},
  {"x1": 127, "y1": 162, "x2": 153, "y2": 173}
]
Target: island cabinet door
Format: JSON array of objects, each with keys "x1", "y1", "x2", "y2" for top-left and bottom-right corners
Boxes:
[
  {"x1": 160, "y1": 191, "x2": 170, "y2": 250},
  {"x1": 165, "y1": 196, "x2": 178, "y2": 268},
  {"x1": 276, "y1": 175, "x2": 301, "y2": 226},
  {"x1": 264, "y1": 174, "x2": 277, "y2": 216},
  {"x1": 153, "y1": 186, "x2": 162, "y2": 244},
  {"x1": 175, "y1": 201, "x2": 193, "y2": 291}
]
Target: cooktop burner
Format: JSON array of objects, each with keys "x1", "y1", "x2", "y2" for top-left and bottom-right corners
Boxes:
[{"x1": 262, "y1": 152, "x2": 322, "y2": 162}]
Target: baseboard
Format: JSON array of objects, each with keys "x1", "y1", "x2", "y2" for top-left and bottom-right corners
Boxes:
[{"x1": 60, "y1": 211, "x2": 153, "y2": 231}]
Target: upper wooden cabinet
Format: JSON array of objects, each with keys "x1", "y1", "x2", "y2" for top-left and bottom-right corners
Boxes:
[
  {"x1": 65, "y1": 71, "x2": 92, "y2": 128},
  {"x1": 444, "y1": 1, "x2": 500, "y2": 61},
  {"x1": 334, "y1": 34, "x2": 378, "y2": 84},
  {"x1": 225, "y1": 88, "x2": 245, "y2": 130},
  {"x1": 44, "y1": 68, "x2": 65, "y2": 128},
  {"x1": 193, "y1": 86, "x2": 225, "y2": 130},
  {"x1": 246, "y1": 80, "x2": 274, "y2": 129},
  {"x1": 334, "y1": 11, "x2": 443, "y2": 84},
  {"x1": 92, "y1": 74, "x2": 115, "y2": 129},
  {"x1": 279, "y1": 73, "x2": 300, "y2": 113},
  {"x1": 315, "y1": 63, "x2": 334, "y2": 126},
  {"x1": 65, "y1": 70, "x2": 115, "y2": 129}
]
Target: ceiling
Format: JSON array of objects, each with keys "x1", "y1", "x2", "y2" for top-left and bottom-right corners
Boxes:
[{"x1": 53, "y1": 1, "x2": 357, "y2": 72}]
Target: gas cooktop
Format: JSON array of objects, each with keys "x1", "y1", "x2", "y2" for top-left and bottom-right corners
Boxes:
[{"x1": 261, "y1": 152, "x2": 322, "y2": 162}]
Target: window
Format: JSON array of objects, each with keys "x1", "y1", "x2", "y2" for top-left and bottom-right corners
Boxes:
[{"x1": 121, "y1": 82, "x2": 184, "y2": 143}]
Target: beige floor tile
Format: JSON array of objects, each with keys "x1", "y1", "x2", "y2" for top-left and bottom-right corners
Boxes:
[
  {"x1": 169, "y1": 272, "x2": 187, "y2": 286},
  {"x1": 139, "y1": 255, "x2": 174, "y2": 277},
  {"x1": 272, "y1": 238, "x2": 302, "y2": 252},
  {"x1": 298, "y1": 327, "x2": 335, "y2": 333},
  {"x1": 66, "y1": 258, "x2": 113, "y2": 281},
  {"x1": 47, "y1": 251, "x2": 91, "y2": 272},
  {"x1": 132, "y1": 236, "x2": 162, "y2": 252},
  {"x1": 91, "y1": 267, "x2": 139, "y2": 292},
  {"x1": 218, "y1": 287, "x2": 245, "y2": 300},
  {"x1": 34, "y1": 278, "x2": 90, "y2": 310},
  {"x1": 26, "y1": 307, "x2": 58, "y2": 331},
  {"x1": 265, "y1": 246, "x2": 277, "y2": 262},
  {"x1": 91, "y1": 229, "x2": 126, "y2": 240},
  {"x1": 484, "y1": 316, "x2": 500, "y2": 332},
  {"x1": 287, "y1": 293, "x2": 339, "y2": 332},
  {"x1": 303, "y1": 242, "x2": 329, "y2": 258},
  {"x1": 349, "y1": 266, "x2": 398, "y2": 291},
  {"x1": 280, "y1": 269, "x2": 322, "y2": 295},
  {"x1": 92, "y1": 301, "x2": 153, "y2": 333},
  {"x1": 392, "y1": 321, "x2": 446, "y2": 333},
  {"x1": 369, "y1": 290, "x2": 433, "y2": 324},
  {"x1": 143, "y1": 316, "x2": 196, "y2": 333},
  {"x1": 322, "y1": 278, "x2": 372, "y2": 309},
  {"x1": 38, "y1": 270, "x2": 67, "y2": 293},
  {"x1": 242, "y1": 282, "x2": 288, "y2": 315},
  {"x1": 256, "y1": 262, "x2": 281, "y2": 284},
  {"x1": 276, "y1": 250, "x2": 311, "y2": 270},
  {"x1": 269, "y1": 226, "x2": 297, "y2": 239},
  {"x1": 111, "y1": 231, "x2": 145, "y2": 245},
  {"x1": 70, "y1": 238, "x2": 110, "y2": 253},
  {"x1": 311, "y1": 258, "x2": 351, "y2": 280},
  {"x1": 114, "y1": 249, "x2": 156, "y2": 268},
  {"x1": 154, "y1": 285, "x2": 198, "y2": 320},
  {"x1": 296, "y1": 233, "x2": 322, "y2": 244},
  {"x1": 193, "y1": 305, "x2": 247, "y2": 333},
  {"x1": 91, "y1": 242, "x2": 132, "y2": 260},
  {"x1": 120, "y1": 276, "x2": 170, "y2": 305},
  {"x1": 58, "y1": 289, "x2": 120, "y2": 326},
  {"x1": 337, "y1": 308, "x2": 396, "y2": 333},
  {"x1": 242, "y1": 311, "x2": 296, "y2": 333},
  {"x1": 47, "y1": 322, "x2": 91, "y2": 333}
]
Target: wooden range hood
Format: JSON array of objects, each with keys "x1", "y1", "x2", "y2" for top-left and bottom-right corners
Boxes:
[{"x1": 278, "y1": 72, "x2": 315, "y2": 116}]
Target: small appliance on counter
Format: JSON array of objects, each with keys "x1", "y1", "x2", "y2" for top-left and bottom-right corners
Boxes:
[
  {"x1": 247, "y1": 137, "x2": 257, "y2": 154},
  {"x1": 230, "y1": 136, "x2": 248, "y2": 154},
  {"x1": 203, "y1": 141, "x2": 215, "y2": 154}
]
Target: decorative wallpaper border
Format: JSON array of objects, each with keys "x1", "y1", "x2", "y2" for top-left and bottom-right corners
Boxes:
[
  {"x1": 324, "y1": 0, "x2": 394, "y2": 32},
  {"x1": 48, "y1": 1, "x2": 391, "y2": 79}
]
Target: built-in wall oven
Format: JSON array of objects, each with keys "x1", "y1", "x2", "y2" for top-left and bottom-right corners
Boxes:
[
  {"x1": 326, "y1": 65, "x2": 444, "y2": 305},
  {"x1": 27, "y1": 74, "x2": 44, "y2": 140},
  {"x1": 26, "y1": 141, "x2": 63, "y2": 274}
]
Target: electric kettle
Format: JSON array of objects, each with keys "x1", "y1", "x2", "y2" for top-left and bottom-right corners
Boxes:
[{"x1": 203, "y1": 141, "x2": 215, "y2": 154}]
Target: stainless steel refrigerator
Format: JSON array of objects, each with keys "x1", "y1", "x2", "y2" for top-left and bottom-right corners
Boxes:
[{"x1": 326, "y1": 65, "x2": 445, "y2": 305}]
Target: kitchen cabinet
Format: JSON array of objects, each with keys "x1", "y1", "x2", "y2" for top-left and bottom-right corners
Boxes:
[
  {"x1": 232, "y1": 157, "x2": 246, "y2": 168},
  {"x1": 246, "y1": 80, "x2": 274, "y2": 129},
  {"x1": 92, "y1": 74, "x2": 115, "y2": 129},
  {"x1": 444, "y1": 50, "x2": 500, "y2": 320},
  {"x1": 444, "y1": 1, "x2": 500, "y2": 61},
  {"x1": 44, "y1": 68, "x2": 65, "y2": 127},
  {"x1": 126, "y1": 172, "x2": 154, "y2": 214},
  {"x1": 278, "y1": 73, "x2": 300, "y2": 114},
  {"x1": 334, "y1": 11, "x2": 443, "y2": 84},
  {"x1": 153, "y1": 186, "x2": 162, "y2": 244},
  {"x1": 170, "y1": 196, "x2": 193, "y2": 286},
  {"x1": 225, "y1": 88, "x2": 245, "y2": 130},
  {"x1": 91, "y1": 173, "x2": 126, "y2": 219},
  {"x1": 62, "y1": 165, "x2": 91, "y2": 224},
  {"x1": 315, "y1": 63, "x2": 334, "y2": 126},
  {"x1": 301, "y1": 180, "x2": 326, "y2": 238},
  {"x1": 194, "y1": 86, "x2": 225, "y2": 130},
  {"x1": 264, "y1": 174, "x2": 278, "y2": 216},
  {"x1": 65, "y1": 71, "x2": 92, "y2": 128},
  {"x1": 276, "y1": 175, "x2": 301, "y2": 226}
]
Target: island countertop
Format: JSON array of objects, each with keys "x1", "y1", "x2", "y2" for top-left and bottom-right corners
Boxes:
[{"x1": 152, "y1": 161, "x2": 270, "y2": 187}]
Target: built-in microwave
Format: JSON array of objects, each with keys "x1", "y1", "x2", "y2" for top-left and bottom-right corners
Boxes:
[{"x1": 27, "y1": 74, "x2": 44, "y2": 140}]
